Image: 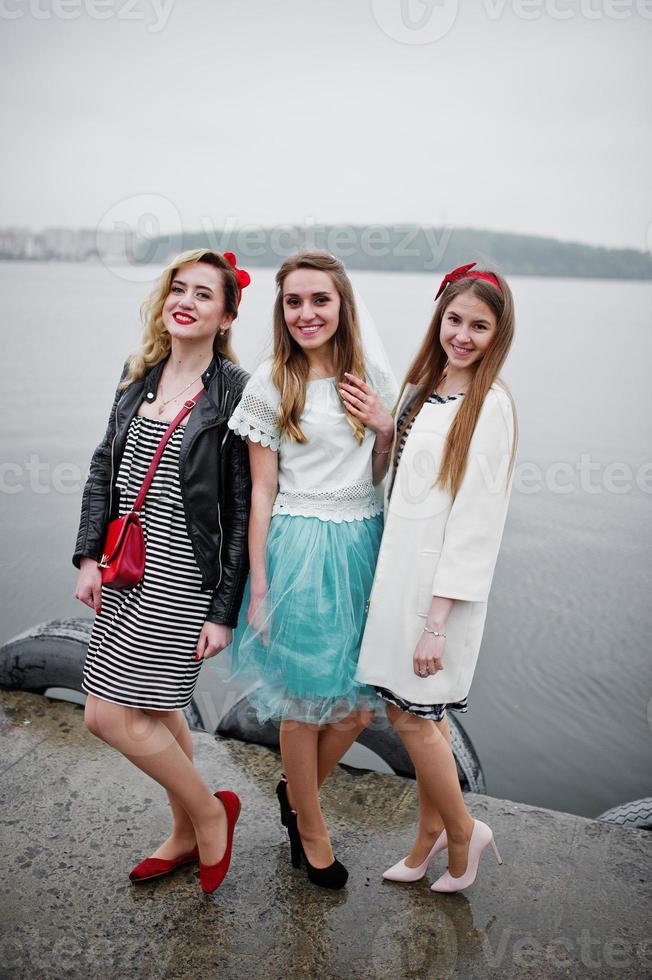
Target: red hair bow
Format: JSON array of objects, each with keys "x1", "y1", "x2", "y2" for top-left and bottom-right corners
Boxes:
[
  {"x1": 435, "y1": 262, "x2": 501, "y2": 300},
  {"x1": 223, "y1": 252, "x2": 251, "y2": 302}
]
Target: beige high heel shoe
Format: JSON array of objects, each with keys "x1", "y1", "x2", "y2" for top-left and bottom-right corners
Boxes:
[
  {"x1": 383, "y1": 829, "x2": 448, "y2": 882},
  {"x1": 430, "y1": 819, "x2": 502, "y2": 893}
]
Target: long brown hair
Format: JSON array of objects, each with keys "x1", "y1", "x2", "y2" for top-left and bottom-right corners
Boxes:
[
  {"x1": 397, "y1": 271, "x2": 518, "y2": 497},
  {"x1": 272, "y1": 251, "x2": 367, "y2": 443},
  {"x1": 121, "y1": 249, "x2": 241, "y2": 388}
]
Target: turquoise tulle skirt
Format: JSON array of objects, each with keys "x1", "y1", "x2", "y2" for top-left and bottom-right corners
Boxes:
[{"x1": 225, "y1": 513, "x2": 383, "y2": 725}]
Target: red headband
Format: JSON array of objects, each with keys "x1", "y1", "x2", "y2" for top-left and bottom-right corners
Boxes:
[
  {"x1": 223, "y1": 252, "x2": 251, "y2": 304},
  {"x1": 435, "y1": 262, "x2": 501, "y2": 301}
]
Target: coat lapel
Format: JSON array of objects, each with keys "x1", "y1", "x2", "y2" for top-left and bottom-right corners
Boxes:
[{"x1": 384, "y1": 382, "x2": 421, "y2": 509}]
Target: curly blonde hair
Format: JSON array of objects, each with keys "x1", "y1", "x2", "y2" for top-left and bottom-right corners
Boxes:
[{"x1": 121, "y1": 249, "x2": 241, "y2": 388}]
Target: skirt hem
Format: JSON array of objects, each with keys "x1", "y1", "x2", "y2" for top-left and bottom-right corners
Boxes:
[
  {"x1": 374, "y1": 685, "x2": 468, "y2": 722},
  {"x1": 81, "y1": 682, "x2": 194, "y2": 712}
]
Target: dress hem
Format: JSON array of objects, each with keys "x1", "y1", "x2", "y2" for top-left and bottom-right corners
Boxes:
[
  {"x1": 81, "y1": 682, "x2": 195, "y2": 712},
  {"x1": 374, "y1": 685, "x2": 468, "y2": 721}
]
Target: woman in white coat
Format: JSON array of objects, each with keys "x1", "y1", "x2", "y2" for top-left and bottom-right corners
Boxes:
[{"x1": 350, "y1": 263, "x2": 517, "y2": 893}]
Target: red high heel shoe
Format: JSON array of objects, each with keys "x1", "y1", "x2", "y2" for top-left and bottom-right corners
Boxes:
[
  {"x1": 199, "y1": 790, "x2": 241, "y2": 894},
  {"x1": 129, "y1": 846, "x2": 199, "y2": 882}
]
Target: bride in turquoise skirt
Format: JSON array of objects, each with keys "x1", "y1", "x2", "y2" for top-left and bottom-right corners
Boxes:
[{"x1": 225, "y1": 251, "x2": 396, "y2": 888}]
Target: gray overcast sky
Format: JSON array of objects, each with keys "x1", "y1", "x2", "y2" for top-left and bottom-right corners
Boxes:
[{"x1": 1, "y1": 0, "x2": 650, "y2": 249}]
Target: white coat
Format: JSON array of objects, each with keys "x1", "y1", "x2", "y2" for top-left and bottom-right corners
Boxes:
[{"x1": 356, "y1": 382, "x2": 515, "y2": 704}]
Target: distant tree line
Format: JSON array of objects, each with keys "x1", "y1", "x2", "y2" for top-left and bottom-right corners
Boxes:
[{"x1": 137, "y1": 224, "x2": 652, "y2": 280}]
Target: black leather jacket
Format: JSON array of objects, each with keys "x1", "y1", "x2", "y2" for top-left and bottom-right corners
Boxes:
[{"x1": 73, "y1": 354, "x2": 251, "y2": 628}]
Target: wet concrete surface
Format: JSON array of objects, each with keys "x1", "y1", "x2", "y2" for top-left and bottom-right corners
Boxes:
[{"x1": 0, "y1": 689, "x2": 650, "y2": 980}]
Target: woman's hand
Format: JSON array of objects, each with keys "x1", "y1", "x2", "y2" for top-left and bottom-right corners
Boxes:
[
  {"x1": 339, "y1": 373, "x2": 394, "y2": 442},
  {"x1": 247, "y1": 584, "x2": 269, "y2": 645},
  {"x1": 195, "y1": 622, "x2": 232, "y2": 660},
  {"x1": 74, "y1": 557, "x2": 103, "y2": 614},
  {"x1": 413, "y1": 630, "x2": 445, "y2": 678}
]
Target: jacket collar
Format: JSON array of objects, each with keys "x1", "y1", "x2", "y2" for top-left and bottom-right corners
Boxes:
[
  {"x1": 141, "y1": 354, "x2": 223, "y2": 398},
  {"x1": 398, "y1": 379, "x2": 501, "y2": 411},
  {"x1": 139, "y1": 354, "x2": 226, "y2": 415},
  {"x1": 396, "y1": 382, "x2": 419, "y2": 419}
]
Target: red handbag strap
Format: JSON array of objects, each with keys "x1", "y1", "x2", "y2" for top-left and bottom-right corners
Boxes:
[{"x1": 133, "y1": 389, "x2": 205, "y2": 512}]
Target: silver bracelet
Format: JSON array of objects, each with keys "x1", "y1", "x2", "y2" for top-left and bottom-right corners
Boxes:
[{"x1": 423, "y1": 626, "x2": 446, "y2": 637}]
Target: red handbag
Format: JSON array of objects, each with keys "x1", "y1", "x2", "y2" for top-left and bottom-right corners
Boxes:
[{"x1": 98, "y1": 391, "x2": 204, "y2": 589}]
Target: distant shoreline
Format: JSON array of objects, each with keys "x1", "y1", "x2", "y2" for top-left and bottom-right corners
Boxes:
[
  {"x1": 3, "y1": 256, "x2": 652, "y2": 284},
  {"x1": 2, "y1": 223, "x2": 651, "y2": 280}
]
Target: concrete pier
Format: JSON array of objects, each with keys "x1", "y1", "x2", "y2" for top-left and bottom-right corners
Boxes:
[{"x1": 0, "y1": 689, "x2": 650, "y2": 979}]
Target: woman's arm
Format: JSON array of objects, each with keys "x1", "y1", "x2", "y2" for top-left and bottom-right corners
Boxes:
[
  {"x1": 196, "y1": 422, "x2": 256, "y2": 662},
  {"x1": 73, "y1": 365, "x2": 129, "y2": 616},
  {"x1": 413, "y1": 596, "x2": 454, "y2": 678},
  {"x1": 338, "y1": 373, "x2": 395, "y2": 486},
  {"x1": 413, "y1": 394, "x2": 514, "y2": 679},
  {"x1": 371, "y1": 429, "x2": 395, "y2": 485},
  {"x1": 205, "y1": 425, "x2": 252, "y2": 629},
  {"x1": 72, "y1": 365, "x2": 127, "y2": 568},
  {"x1": 247, "y1": 440, "x2": 279, "y2": 627},
  {"x1": 431, "y1": 392, "x2": 515, "y2": 603}
]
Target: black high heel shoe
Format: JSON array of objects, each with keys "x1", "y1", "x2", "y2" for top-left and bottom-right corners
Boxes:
[
  {"x1": 286, "y1": 810, "x2": 348, "y2": 890},
  {"x1": 275, "y1": 774, "x2": 292, "y2": 828}
]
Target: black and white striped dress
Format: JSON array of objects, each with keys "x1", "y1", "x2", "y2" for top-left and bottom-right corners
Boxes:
[
  {"x1": 374, "y1": 391, "x2": 469, "y2": 723},
  {"x1": 82, "y1": 414, "x2": 213, "y2": 710}
]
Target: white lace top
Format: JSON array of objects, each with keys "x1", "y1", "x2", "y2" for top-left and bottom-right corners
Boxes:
[{"x1": 228, "y1": 359, "x2": 397, "y2": 522}]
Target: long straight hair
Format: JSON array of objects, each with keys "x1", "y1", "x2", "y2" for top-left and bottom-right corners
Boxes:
[
  {"x1": 397, "y1": 272, "x2": 518, "y2": 497},
  {"x1": 272, "y1": 251, "x2": 367, "y2": 443},
  {"x1": 121, "y1": 249, "x2": 241, "y2": 388}
]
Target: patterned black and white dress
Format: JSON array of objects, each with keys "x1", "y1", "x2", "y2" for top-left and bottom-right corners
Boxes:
[
  {"x1": 82, "y1": 414, "x2": 213, "y2": 710},
  {"x1": 374, "y1": 391, "x2": 469, "y2": 723}
]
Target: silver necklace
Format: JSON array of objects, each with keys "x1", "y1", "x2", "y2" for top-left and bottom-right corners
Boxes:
[
  {"x1": 437, "y1": 372, "x2": 468, "y2": 397},
  {"x1": 308, "y1": 366, "x2": 334, "y2": 380},
  {"x1": 157, "y1": 373, "x2": 203, "y2": 415}
]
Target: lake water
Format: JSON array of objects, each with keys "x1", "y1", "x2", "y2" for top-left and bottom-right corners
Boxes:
[{"x1": 1, "y1": 261, "x2": 650, "y2": 819}]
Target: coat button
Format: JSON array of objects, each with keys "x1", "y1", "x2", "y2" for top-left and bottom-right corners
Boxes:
[{"x1": 146, "y1": 392, "x2": 154, "y2": 399}]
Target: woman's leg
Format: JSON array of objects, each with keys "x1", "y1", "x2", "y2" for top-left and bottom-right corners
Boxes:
[
  {"x1": 84, "y1": 694, "x2": 227, "y2": 866},
  {"x1": 140, "y1": 708, "x2": 198, "y2": 861},
  {"x1": 279, "y1": 719, "x2": 335, "y2": 868},
  {"x1": 315, "y1": 708, "x2": 374, "y2": 787},
  {"x1": 403, "y1": 714, "x2": 452, "y2": 866},
  {"x1": 387, "y1": 703, "x2": 475, "y2": 878}
]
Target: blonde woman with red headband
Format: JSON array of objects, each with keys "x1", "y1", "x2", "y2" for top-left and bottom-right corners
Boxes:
[
  {"x1": 73, "y1": 250, "x2": 251, "y2": 895},
  {"x1": 354, "y1": 263, "x2": 517, "y2": 893}
]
